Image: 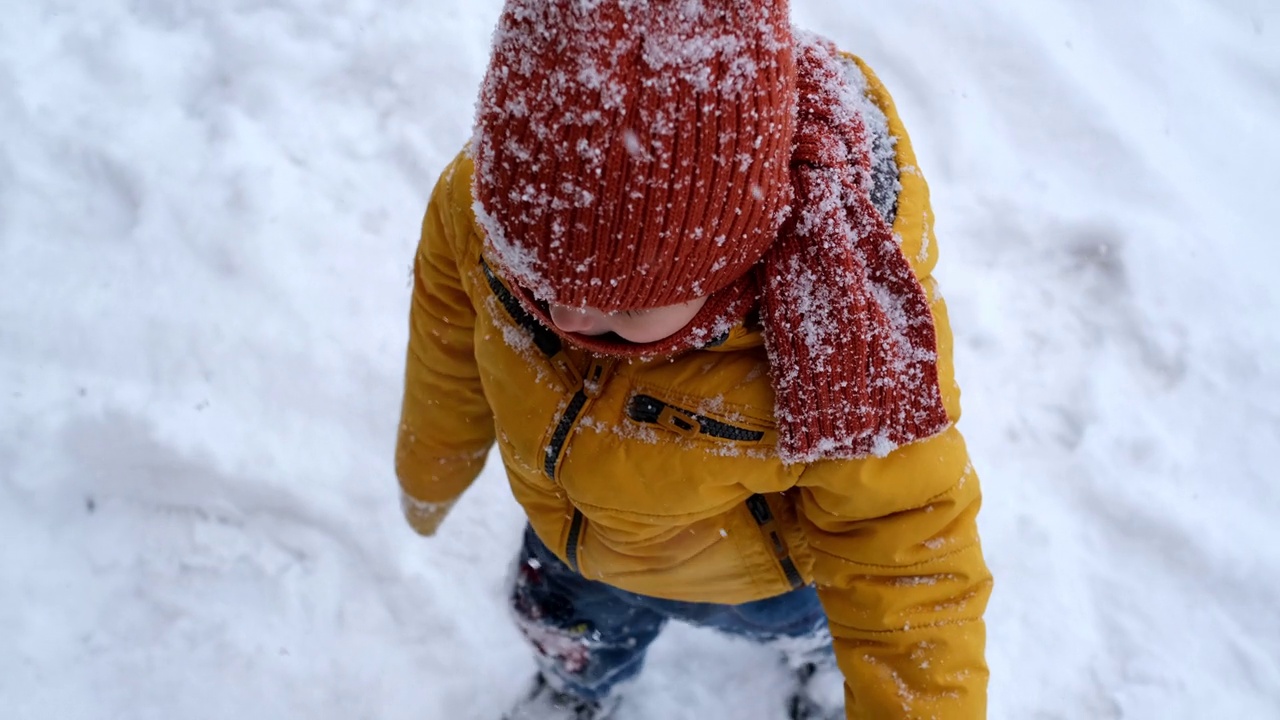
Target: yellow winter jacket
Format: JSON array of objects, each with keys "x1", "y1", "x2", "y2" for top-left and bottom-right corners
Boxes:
[{"x1": 396, "y1": 57, "x2": 992, "y2": 720}]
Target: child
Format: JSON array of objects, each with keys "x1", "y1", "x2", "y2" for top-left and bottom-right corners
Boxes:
[{"x1": 396, "y1": 1, "x2": 992, "y2": 718}]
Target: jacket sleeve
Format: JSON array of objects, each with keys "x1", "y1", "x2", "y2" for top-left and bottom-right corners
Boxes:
[
  {"x1": 789, "y1": 51, "x2": 991, "y2": 718},
  {"x1": 795, "y1": 425, "x2": 992, "y2": 719},
  {"x1": 395, "y1": 156, "x2": 496, "y2": 536}
]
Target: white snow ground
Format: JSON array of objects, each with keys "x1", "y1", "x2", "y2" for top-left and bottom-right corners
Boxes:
[{"x1": 2, "y1": 1, "x2": 1278, "y2": 718}]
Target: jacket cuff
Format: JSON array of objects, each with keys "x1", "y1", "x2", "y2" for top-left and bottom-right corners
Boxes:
[{"x1": 400, "y1": 491, "x2": 456, "y2": 537}]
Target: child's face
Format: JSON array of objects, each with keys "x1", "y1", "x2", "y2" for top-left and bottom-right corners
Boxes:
[{"x1": 548, "y1": 296, "x2": 709, "y2": 344}]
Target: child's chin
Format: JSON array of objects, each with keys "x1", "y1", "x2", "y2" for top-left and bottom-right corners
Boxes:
[
  {"x1": 581, "y1": 331, "x2": 634, "y2": 345},
  {"x1": 570, "y1": 330, "x2": 656, "y2": 347}
]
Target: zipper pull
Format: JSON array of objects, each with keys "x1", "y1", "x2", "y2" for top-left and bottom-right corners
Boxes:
[
  {"x1": 582, "y1": 358, "x2": 615, "y2": 399},
  {"x1": 657, "y1": 405, "x2": 702, "y2": 437},
  {"x1": 547, "y1": 350, "x2": 582, "y2": 390}
]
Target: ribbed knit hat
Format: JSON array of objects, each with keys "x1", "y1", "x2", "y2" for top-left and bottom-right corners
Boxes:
[{"x1": 472, "y1": 0, "x2": 795, "y2": 312}]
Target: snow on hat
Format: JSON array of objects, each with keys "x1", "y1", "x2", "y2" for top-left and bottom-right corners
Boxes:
[{"x1": 471, "y1": 0, "x2": 795, "y2": 312}]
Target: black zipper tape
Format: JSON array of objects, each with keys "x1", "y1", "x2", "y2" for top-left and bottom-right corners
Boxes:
[
  {"x1": 480, "y1": 260, "x2": 562, "y2": 358},
  {"x1": 628, "y1": 394, "x2": 766, "y2": 442},
  {"x1": 544, "y1": 390, "x2": 589, "y2": 480},
  {"x1": 565, "y1": 509, "x2": 585, "y2": 572},
  {"x1": 480, "y1": 260, "x2": 597, "y2": 575},
  {"x1": 746, "y1": 495, "x2": 804, "y2": 590},
  {"x1": 779, "y1": 557, "x2": 804, "y2": 589},
  {"x1": 746, "y1": 494, "x2": 774, "y2": 524}
]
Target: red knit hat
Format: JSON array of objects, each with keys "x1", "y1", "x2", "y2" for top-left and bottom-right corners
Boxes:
[{"x1": 472, "y1": 0, "x2": 795, "y2": 313}]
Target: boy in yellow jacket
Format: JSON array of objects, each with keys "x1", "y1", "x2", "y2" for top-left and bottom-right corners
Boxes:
[{"x1": 396, "y1": 1, "x2": 992, "y2": 718}]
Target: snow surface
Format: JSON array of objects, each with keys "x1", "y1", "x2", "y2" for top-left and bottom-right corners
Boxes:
[{"x1": 2, "y1": 1, "x2": 1278, "y2": 718}]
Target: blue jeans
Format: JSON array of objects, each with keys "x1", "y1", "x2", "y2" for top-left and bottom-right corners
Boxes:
[{"x1": 509, "y1": 527, "x2": 835, "y2": 702}]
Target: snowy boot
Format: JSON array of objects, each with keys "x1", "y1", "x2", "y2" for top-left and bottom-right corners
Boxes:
[
  {"x1": 503, "y1": 673, "x2": 621, "y2": 720},
  {"x1": 786, "y1": 661, "x2": 845, "y2": 720}
]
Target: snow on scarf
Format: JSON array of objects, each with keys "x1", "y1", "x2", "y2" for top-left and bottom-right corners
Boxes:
[{"x1": 758, "y1": 34, "x2": 950, "y2": 462}]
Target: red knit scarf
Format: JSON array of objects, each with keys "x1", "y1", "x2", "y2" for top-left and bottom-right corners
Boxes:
[
  {"x1": 759, "y1": 38, "x2": 950, "y2": 462},
  {"x1": 501, "y1": 38, "x2": 950, "y2": 463}
]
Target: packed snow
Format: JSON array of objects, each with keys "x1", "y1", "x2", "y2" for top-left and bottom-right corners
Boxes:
[{"x1": 2, "y1": 1, "x2": 1278, "y2": 719}]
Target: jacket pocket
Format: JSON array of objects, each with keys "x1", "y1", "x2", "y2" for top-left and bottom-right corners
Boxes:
[
  {"x1": 745, "y1": 495, "x2": 805, "y2": 590},
  {"x1": 625, "y1": 393, "x2": 777, "y2": 446},
  {"x1": 626, "y1": 393, "x2": 802, "y2": 589}
]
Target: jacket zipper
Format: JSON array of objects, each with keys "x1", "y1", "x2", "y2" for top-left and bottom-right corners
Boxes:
[
  {"x1": 479, "y1": 258, "x2": 609, "y2": 574},
  {"x1": 746, "y1": 495, "x2": 805, "y2": 590},
  {"x1": 564, "y1": 508, "x2": 586, "y2": 573},
  {"x1": 544, "y1": 390, "x2": 589, "y2": 479},
  {"x1": 481, "y1": 259, "x2": 581, "y2": 388},
  {"x1": 543, "y1": 359, "x2": 611, "y2": 572},
  {"x1": 626, "y1": 394, "x2": 773, "y2": 443},
  {"x1": 544, "y1": 360, "x2": 611, "y2": 481},
  {"x1": 480, "y1": 259, "x2": 562, "y2": 359}
]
